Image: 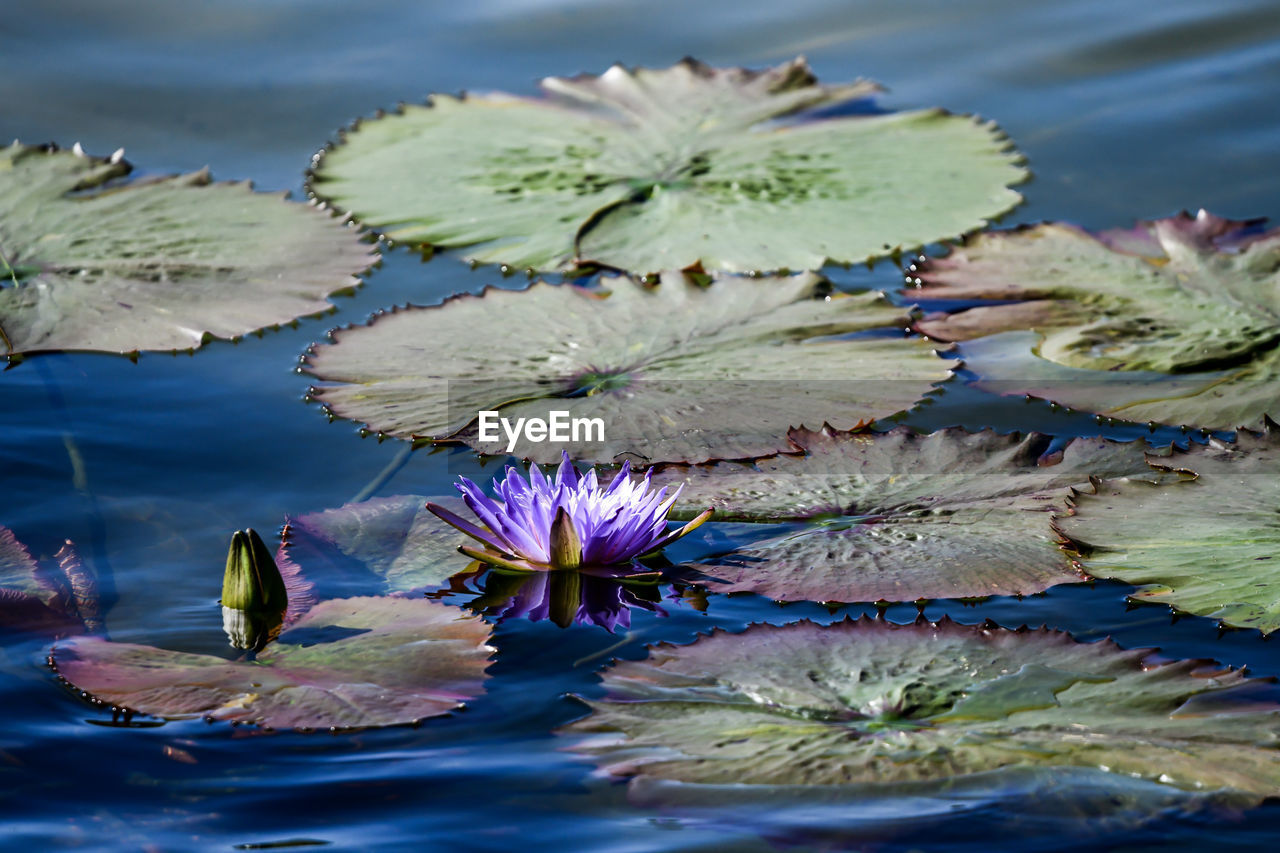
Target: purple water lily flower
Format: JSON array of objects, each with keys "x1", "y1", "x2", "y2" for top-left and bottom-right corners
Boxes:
[{"x1": 426, "y1": 453, "x2": 712, "y2": 573}]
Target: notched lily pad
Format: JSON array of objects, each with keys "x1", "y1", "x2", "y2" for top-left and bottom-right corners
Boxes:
[
  {"x1": 303, "y1": 271, "x2": 955, "y2": 464},
  {"x1": 910, "y1": 211, "x2": 1280, "y2": 429},
  {"x1": 286, "y1": 495, "x2": 471, "y2": 594},
  {"x1": 564, "y1": 617, "x2": 1280, "y2": 797},
  {"x1": 1055, "y1": 422, "x2": 1280, "y2": 634},
  {"x1": 645, "y1": 427, "x2": 1162, "y2": 602},
  {"x1": 53, "y1": 596, "x2": 493, "y2": 730},
  {"x1": 0, "y1": 142, "x2": 375, "y2": 359},
  {"x1": 308, "y1": 57, "x2": 1026, "y2": 274},
  {"x1": 0, "y1": 526, "x2": 98, "y2": 636}
]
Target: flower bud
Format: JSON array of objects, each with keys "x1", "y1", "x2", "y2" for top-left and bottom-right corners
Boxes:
[
  {"x1": 548, "y1": 507, "x2": 583, "y2": 571},
  {"x1": 221, "y1": 529, "x2": 288, "y2": 613}
]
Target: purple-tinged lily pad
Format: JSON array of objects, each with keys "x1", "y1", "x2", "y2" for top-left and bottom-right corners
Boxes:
[
  {"x1": 1055, "y1": 423, "x2": 1280, "y2": 634},
  {"x1": 0, "y1": 142, "x2": 375, "y2": 360},
  {"x1": 285, "y1": 496, "x2": 472, "y2": 594},
  {"x1": 0, "y1": 527, "x2": 97, "y2": 636},
  {"x1": 645, "y1": 427, "x2": 1162, "y2": 602},
  {"x1": 53, "y1": 596, "x2": 493, "y2": 730},
  {"x1": 564, "y1": 617, "x2": 1280, "y2": 796},
  {"x1": 303, "y1": 272, "x2": 954, "y2": 464},
  {"x1": 910, "y1": 211, "x2": 1280, "y2": 430},
  {"x1": 308, "y1": 58, "x2": 1025, "y2": 275}
]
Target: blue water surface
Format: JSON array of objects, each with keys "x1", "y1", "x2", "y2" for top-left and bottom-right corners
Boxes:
[{"x1": 4, "y1": 1, "x2": 1280, "y2": 850}]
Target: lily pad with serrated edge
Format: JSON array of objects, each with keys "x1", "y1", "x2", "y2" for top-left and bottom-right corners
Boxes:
[
  {"x1": 0, "y1": 142, "x2": 375, "y2": 359},
  {"x1": 285, "y1": 495, "x2": 472, "y2": 594},
  {"x1": 910, "y1": 211, "x2": 1280, "y2": 430},
  {"x1": 563, "y1": 616, "x2": 1280, "y2": 797},
  {"x1": 639, "y1": 427, "x2": 1164, "y2": 603},
  {"x1": 0, "y1": 527, "x2": 98, "y2": 635},
  {"x1": 52, "y1": 596, "x2": 493, "y2": 730},
  {"x1": 1055, "y1": 422, "x2": 1280, "y2": 634},
  {"x1": 303, "y1": 271, "x2": 954, "y2": 464},
  {"x1": 307, "y1": 57, "x2": 1026, "y2": 275}
]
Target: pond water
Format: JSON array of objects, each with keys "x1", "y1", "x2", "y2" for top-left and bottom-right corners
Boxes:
[{"x1": 5, "y1": 0, "x2": 1280, "y2": 849}]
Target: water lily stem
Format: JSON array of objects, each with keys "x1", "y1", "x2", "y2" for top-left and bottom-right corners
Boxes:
[{"x1": 350, "y1": 442, "x2": 416, "y2": 504}]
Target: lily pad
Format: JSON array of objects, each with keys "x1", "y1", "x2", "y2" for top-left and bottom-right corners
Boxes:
[
  {"x1": 1055, "y1": 424, "x2": 1280, "y2": 634},
  {"x1": 645, "y1": 427, "x2": 1160, "y2": 602},
  {"x1": 0, "y1": 142, "x2": 375, "y2": 359},
  {"x1": 308, "y1": 57, "x2": 1026, "y2": 274},
  {"x1": 286, "y1": 496, "x2": 471, "y2": 594},
  {"x1": 0, "y1": 527, "x2": 97, "y2": 635},
  {"x1": 564, "y1": 617, "x2": 1280, "y2": 795},
  {"x1": 53, "y1": 596, "x2": 493, "y2": 729},
  {"x1": 303, "y1": 272, "x2": 954, "y2": 464},
  {"x1": 911, "y1": 211, "x2": 1280, "y2": 429}
]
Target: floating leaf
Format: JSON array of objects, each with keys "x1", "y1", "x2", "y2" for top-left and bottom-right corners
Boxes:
[
  {"x1": 308, "y1": 58, "x2": 1026, "y2": 274},
  {"x1": 0, "y1": 527, "x2": 94, "y2": 636},
  {"x1": 1055, "y1": 424, "x2": 1280, "y2": 634},
  {"x1": 564, "y1": 617, "x2": 1280, "y2": 796},
  {"x1": 644, "y1": 428, "x2": 1159, "y2": 602},
  {"x1": 286, "y1": 496, "x2": 471, "y2": 594},
  {"x1": 911, "y1": 211, "x2": 1280, "y2": 429},
  {"x1": 53, "y1": 597, "x2": 493, "y2": 730},
  {"x1": 303, "y1": 272, "x2": 954, "y2": 464},
  {"x1": 0, "y1": 142, "x2": 375, "y2": 359}
]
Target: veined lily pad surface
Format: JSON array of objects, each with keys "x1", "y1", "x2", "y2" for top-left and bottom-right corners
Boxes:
[
  {"x1": 1055, "y1": 425, "x2": 1280, "y2": 634},
  {"x1": 0, "y1": 527, "x2": 97, "y2": 636},
  {"x1": 53, "y1": 596, "x2": 493, "y2": 730},
  {"x1": 287, "y1": 495, "x2": 471, "y2": 594},
  {"x1": 0, "y1": 142, "x2": 375, "y2": 359},
  {"x1": 308, "y1": 57, "x2": 1026, "y2": 274},
  {"x1": 303, "y1": 272, "x2": 954, "y2": 464},
  {"x1": 565, "y1": 617, "x2": 1280, "y2": 796},
  {"x1": 646, "y1": 428, "x2": 1160, "y2": 602},
  {"x1": 912, "y1": 211, "x2": 1280, "y2": 429}
]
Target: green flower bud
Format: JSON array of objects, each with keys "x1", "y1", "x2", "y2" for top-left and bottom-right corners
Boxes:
[{"x1": 221, "y1": 529, "x2": 288, "y2": 613}]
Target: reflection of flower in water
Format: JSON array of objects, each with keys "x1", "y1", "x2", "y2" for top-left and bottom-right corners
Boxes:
[
  {"x1": 469, "y1": 567, "x2": 665, "y2": 632},
  {"x1": 428, "y1": 452, "x2": 711, "y2": 573}
]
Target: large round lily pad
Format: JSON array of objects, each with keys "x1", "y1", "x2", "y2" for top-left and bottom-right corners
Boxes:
[
  {"x1": 645, "y1": 427, "x2": 1161, "y2": 602},
  {"x1": 303, "y1": 272, "x2": 954, "y2": 464},
  {"x1": 53, "y1": 596, "x2": 493, "y2": 730},
  {"x1": 564, "y1": 617, "x2": 1280, "y2": 795},
  {"x1": 286, "y1": 495, "x2": 472, "y2": 594},
  {"x1": 308, "y1": 57, "x2": 1026, "y2": 275},
  {"x1": 1055, "y1": 424, "x2": 1280, "y2": 634},
  {"x1": 911, "y1": 211, "x2": 1280, "y2": 429},
  {"x1": 0, "y1": 142, "x2": 375, "y2": 359}
]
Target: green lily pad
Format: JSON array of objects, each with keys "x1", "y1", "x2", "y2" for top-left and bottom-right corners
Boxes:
[
  {"x1": 644, "y1": 427, "x2": 1161, "y2": 602},
  {"x1": 911, "y1": 211, "x2": 1280, "y2": 429},
  {"x1": 564, "y1": 617, "x2": 1280, "y2": 795},
  {"x1": 286, "y1": 495, "x2": 472, "y2": 594},
  {"x1": 303, "y1": 271, "x2": 954, "y2": 464},
  {"x1": 308, "y1": 57, "x2": 1026, "y2": 274},
  {"x1": 1055, "y1": 424, "x2": 1280, "y2": 634},
  {"x1": 53, "y1": 596, "x2": 493, "y2": 730},
  {"x1": 0, "y1": 142, "x2": 375, "y2": 359},
  {"x1": 0, "y1": 527, "x2": 97, "y2": 635}
]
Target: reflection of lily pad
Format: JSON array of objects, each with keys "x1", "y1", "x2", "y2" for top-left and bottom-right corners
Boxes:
[
  {"x1": 911, "y1": 212, "x2": 1280, "y2": 429},
  {"x1": 0, "y1": 526, "x2": 97, "y2": 635},
  {"x1": 565, "y1": 617, "x2": 1280, "y2": 796},
  {"x1": 646, "y1": 428, "x2": 1160, "y2": 602},
  {"x1": 53, "y1": 597, "x2": 493, "y2": 730},
  {"x1": 0, "y1": 142, "x2": 374, "y2": 359},
  {"x1": 308, "y1": 58, "x2": 1025, "y2": 274},
  {"x1": 286, "y1": 496, "x2": 470, "y2": 594},
  {"x1": 303, "y1": 272, "x2": 954, "y2": 464},
  {"x1": 1056, "y1": 425, "x2": 1280, "y2": 634}
]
